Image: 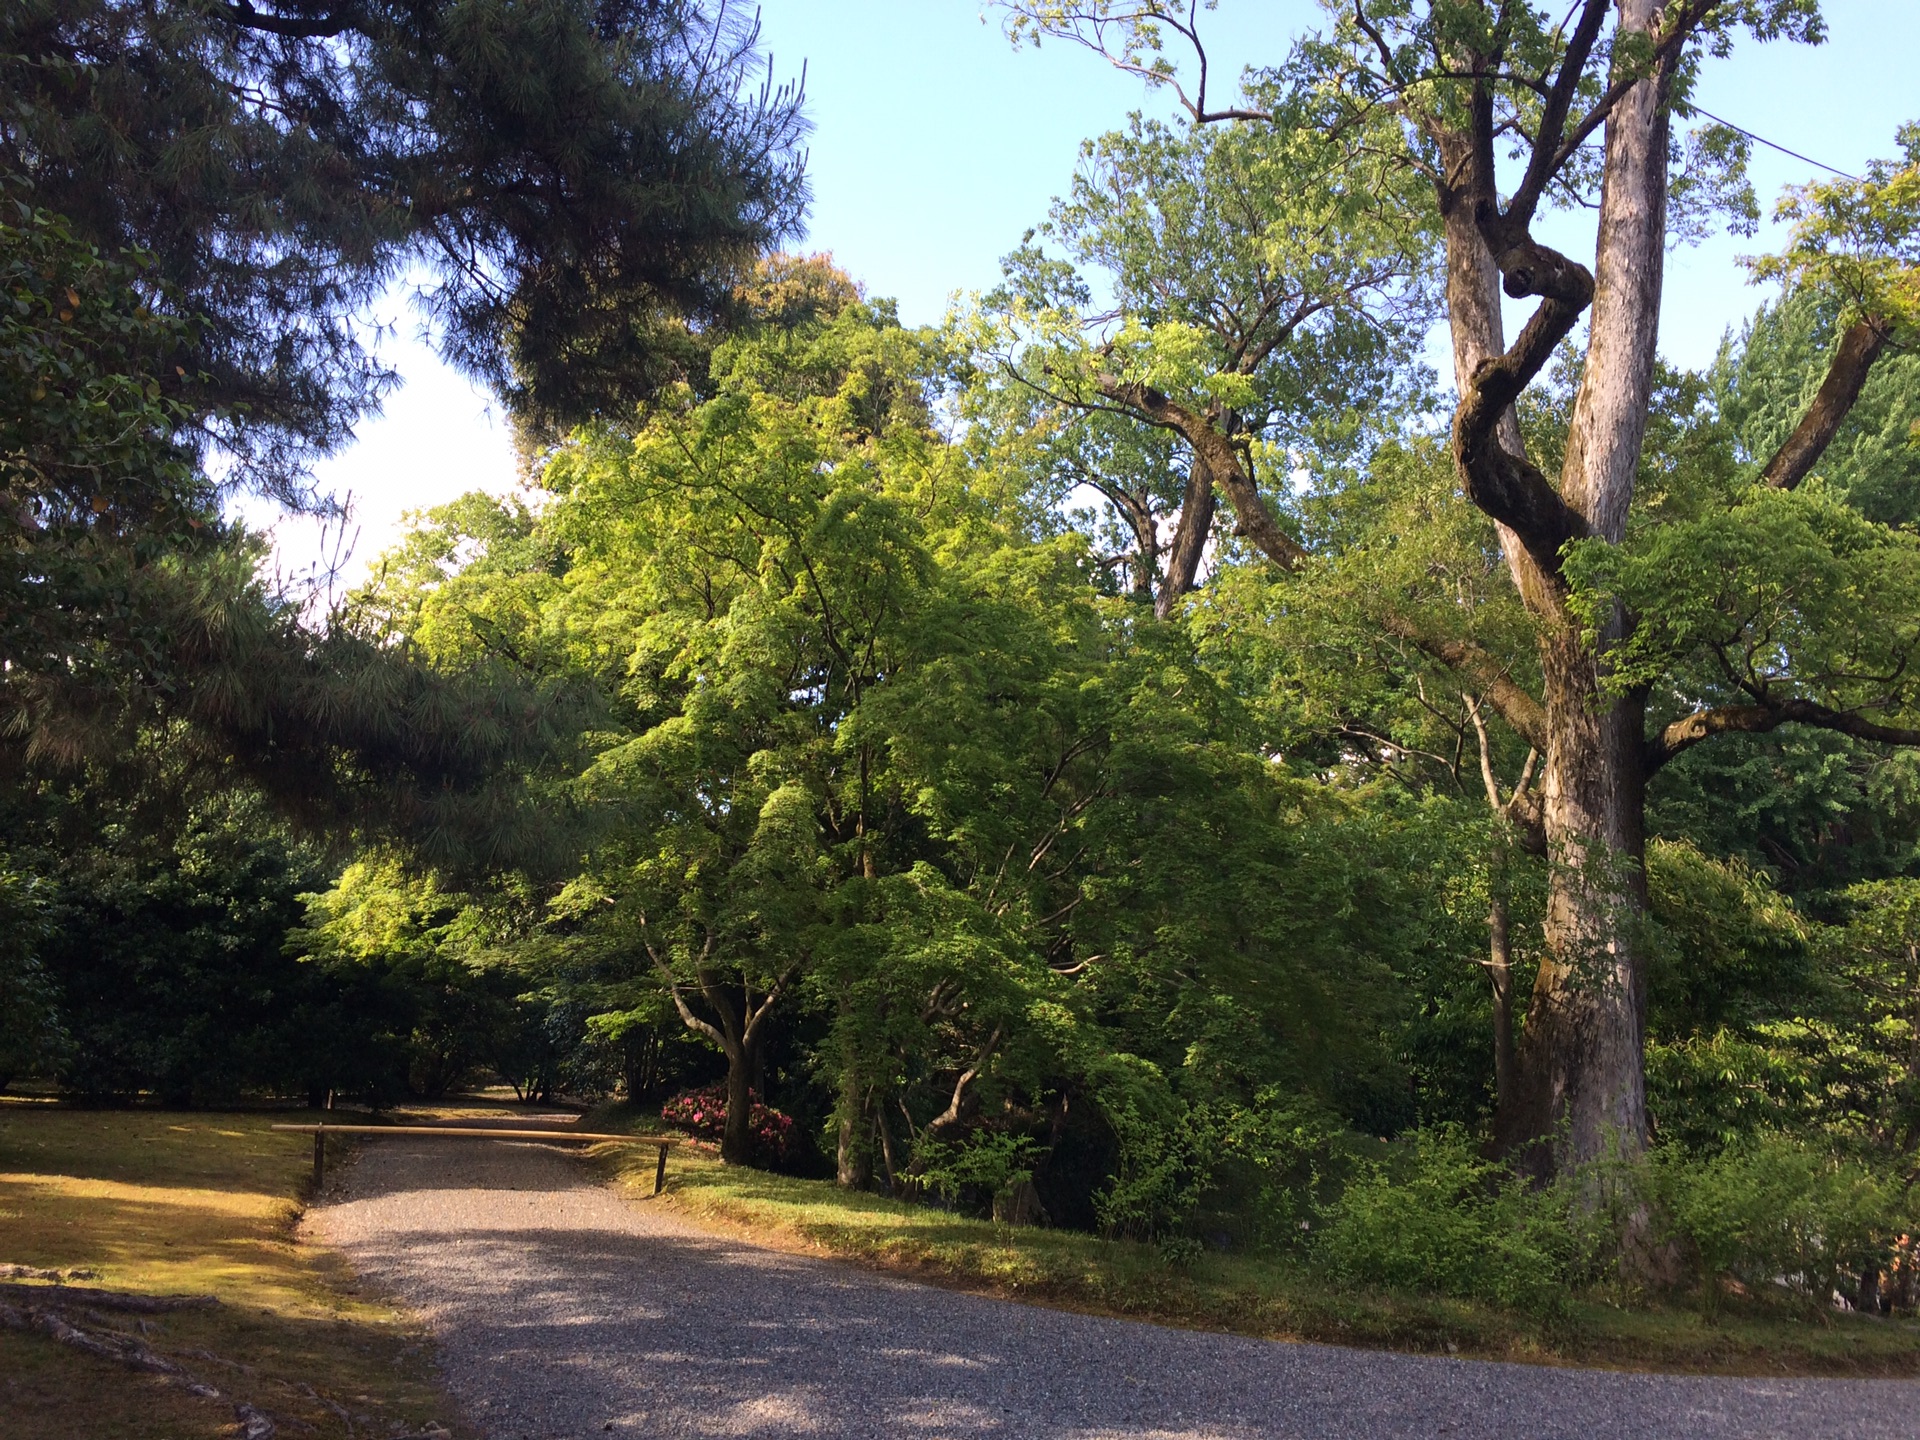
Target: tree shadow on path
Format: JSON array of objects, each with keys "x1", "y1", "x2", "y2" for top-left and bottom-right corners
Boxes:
[{"x1": 312, "y1": 1141, "x2": 1920, "y2": 1440}]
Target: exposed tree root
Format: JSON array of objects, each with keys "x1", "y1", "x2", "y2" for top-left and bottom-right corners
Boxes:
[
  {"x1": 0, "y1": 1263, "x2": 99, "y2": 1282},
  {"x1": 0, "y1": 1294, "x2": 280, "y2": 1437},
  {"x1": 295, "y1": 1379, "x2": 356, "y2": 1427},
  {"x1": 0, "y1": 1281, "x2": 220, "y2": 1312}
]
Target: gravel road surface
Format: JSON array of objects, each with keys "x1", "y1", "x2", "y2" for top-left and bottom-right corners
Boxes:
[{"x1": 306, "y1": 1137, "x2": 1919, "y2": 1440}]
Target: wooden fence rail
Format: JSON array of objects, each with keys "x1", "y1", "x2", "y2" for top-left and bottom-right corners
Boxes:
[{"x1": 271, "y1": 1124, "x2": 679, "y2": 1194}]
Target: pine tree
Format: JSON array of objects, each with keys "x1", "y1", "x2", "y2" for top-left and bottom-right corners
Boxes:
[{"x1": 1, "y1": 0, "x2": 809, "y2": 496}]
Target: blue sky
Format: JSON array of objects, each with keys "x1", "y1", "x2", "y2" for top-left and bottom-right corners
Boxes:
[{"x1": 255, "y1": 1, "x2": 1920, "y2": 593}]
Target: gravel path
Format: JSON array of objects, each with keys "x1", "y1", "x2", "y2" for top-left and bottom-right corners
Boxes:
[{"x1": 306, "y1": 1138, "x2": 1919, "y2": 1440}]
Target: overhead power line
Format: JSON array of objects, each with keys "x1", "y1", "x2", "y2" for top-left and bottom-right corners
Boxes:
[{"x1": 1689, "y1": 105, "x2": 1862, "y2": 182}]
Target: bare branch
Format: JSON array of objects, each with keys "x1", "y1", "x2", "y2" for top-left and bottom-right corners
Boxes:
[
  {"x1": 1502, "y1": 0, "x2": 1610, "y2": 230},
  {"x1": 1000, "y1": 3, "x2": 1273, "y2": 125},
  {"x1": 742, "y1": 965, "x2": 798, "y2": 1047},
  {"x1": 1542, "y1": 0, "x2": 1718, "y2": 179},
  {"x1": 642, "y1": 928, "x2": 727, "y2": 1051},
  {"x1": 1464, "y1": 691, "x2": 1505, "y2": 809},
  {"x1": 925, "y1": 1024, "x2": 1004, "y2": 1137},
  {"x1": 1380, "y1": 613, "x2": 1547, "y2": 750}
]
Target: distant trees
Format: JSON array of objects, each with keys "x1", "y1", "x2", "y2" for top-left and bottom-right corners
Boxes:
[
  {"x1": 0, "y1": 860, "x2": 61, "y2": 1091},
  {"x1": 966, "y1": 108, "x2": 1436, "y2": 617},
  {"x1": 0, "y1": 767, "x2": 559, "y2": 1105},
  {"x1": 32, "y1": 792, "x2": 319, "y2": 1105}
]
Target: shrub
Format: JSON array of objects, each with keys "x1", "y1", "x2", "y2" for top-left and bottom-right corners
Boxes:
[
  {"x1": 914, "y1": 1130, "x2": 1045, "y2": 1215},
  {"x1": 1077, "y1": 1051, "x2": 1195, "y2": 1241},
  {"x1": 1313, "y1": 1126, "x2": 1581, "y2": 1315},
  {"x1": 1655, "y1": 1134, "x2": 1908, "y2": 1309},
  {"x1": 661, "y1": 1084, "x2": 797, "y2": 1164}
]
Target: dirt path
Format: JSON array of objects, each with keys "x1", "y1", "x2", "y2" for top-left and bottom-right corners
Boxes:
[{"x1": 306, "y1": 1138, "x2": 1918, "y2": 1440}]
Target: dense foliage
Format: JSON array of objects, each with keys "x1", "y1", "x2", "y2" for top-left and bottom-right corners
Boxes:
[{"x1": 9, "y1": 0, "x2": 1920, "y2": 1324}]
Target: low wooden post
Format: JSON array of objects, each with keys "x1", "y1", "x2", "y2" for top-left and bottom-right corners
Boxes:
[
  {"x1": 654, "y1": 1141, "x2": 669, "y2": 1195},
  {"x1": 312, "y1": 1125, "x2": 326, "y2": 1189}
]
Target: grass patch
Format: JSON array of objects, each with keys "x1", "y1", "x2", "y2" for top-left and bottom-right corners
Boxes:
[
  {"x1": 0, "y1": 1099, "x2": 467, "y2": 1439},
  {"x1": 583, "y1": 1101, "x2": 1920, "y2": 1377}
]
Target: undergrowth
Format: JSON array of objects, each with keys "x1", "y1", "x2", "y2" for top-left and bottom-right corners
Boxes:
[{"x1": 584, "y1": 1100, "x2": 1920, "y2": 1376}]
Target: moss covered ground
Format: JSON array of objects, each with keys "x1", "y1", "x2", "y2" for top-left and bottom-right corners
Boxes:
[
  {"x1": 8, "y1": 1089, "x2": 1911, "y2": 1440},
  {"x1": 0, "y1": 1099, "x2": 467, "y2": 1439}
]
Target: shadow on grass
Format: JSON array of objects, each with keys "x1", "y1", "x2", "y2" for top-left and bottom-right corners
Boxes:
[{"x1": 0, "y1": 1104, "x2": 468, "y2": 1439}]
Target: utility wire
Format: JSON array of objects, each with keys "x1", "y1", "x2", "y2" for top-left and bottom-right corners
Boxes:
[{"x1": 1689, "y1": 105, "x2": 1861, "y2": 182}]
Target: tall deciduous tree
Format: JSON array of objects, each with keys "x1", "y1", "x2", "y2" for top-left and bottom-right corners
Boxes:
[
  {"x1": 966, "y1": 109, "x2": 1436, "y2": 618},
  {"x1": 1000, "y1": 0, "x2": 1920, "y2": 1181},
  {"x1": 353, "y1": 280, "x2": 959, "y2": 1161}
]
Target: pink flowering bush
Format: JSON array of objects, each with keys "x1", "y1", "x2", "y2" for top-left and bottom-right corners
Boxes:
[{"x1": 660, "y1": 1083, "x2": 797, "y2": 1164}]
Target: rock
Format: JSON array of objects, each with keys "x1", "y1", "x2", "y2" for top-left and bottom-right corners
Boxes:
[{"x1": 993, "y1": 1179, "x2": 1048, "y2": 1227}]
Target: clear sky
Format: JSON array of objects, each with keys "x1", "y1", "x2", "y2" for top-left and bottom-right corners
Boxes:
[{"x1": 251, "y1": 1, "x2": 1920, "y2": 595}]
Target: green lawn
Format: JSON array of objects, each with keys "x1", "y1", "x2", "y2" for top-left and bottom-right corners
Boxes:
[
  {"x1": 0, "y1": 1100, "x2": 467, "y2": 1440},
  {"x1": 583, "y1": 1101, "x2": 1920, "y2": 1377}
]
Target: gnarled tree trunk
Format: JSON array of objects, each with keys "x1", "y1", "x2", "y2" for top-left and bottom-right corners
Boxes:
[
  {"x1": 1435, "y1": 0, "x2": 1673, "y2": 1178},
  {"x1": 1503, "y1": 0, "x2": 1671, "y2": 1176}
]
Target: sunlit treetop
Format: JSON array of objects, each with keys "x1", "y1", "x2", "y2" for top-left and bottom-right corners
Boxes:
[{"x1": 1752, "y1": 123, "x2": 1920, "y2": 338}]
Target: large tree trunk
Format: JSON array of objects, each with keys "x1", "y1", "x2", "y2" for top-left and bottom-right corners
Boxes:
[
  {"x1": 1155, "y1": 452, "x2": 1216, "y2": 619},
  {"x1": 833, "y1": 1003, "x2": 872, "y2": 1187},
  {"x1": 1439, "y1": 1, "x2": 1674, "y2": 1178},
  {"x1": 1760, "y1": 318, "x2": 1889, "y2": 491},
  {"x1": 836, "y1": 1110, "x2": 869, "y2": 1187},
  {"x1": 1499, "y1": 648, "x2": 1650, "y2": 1173},
  {"x1": 1506, "y1": 1, "x2": 1671, "y2": 1178},
  {"x1": 1440, "y1": 175, "x2": 1556, "y2": 1144}
]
